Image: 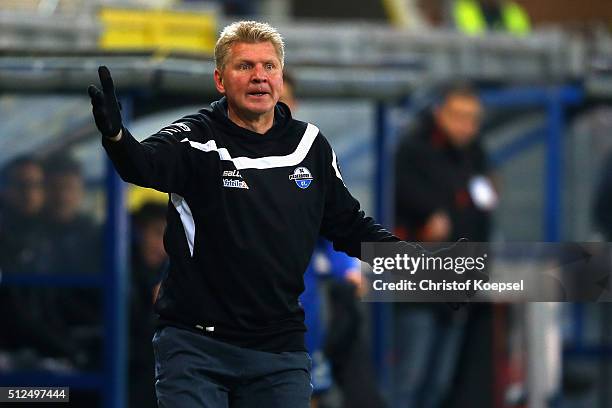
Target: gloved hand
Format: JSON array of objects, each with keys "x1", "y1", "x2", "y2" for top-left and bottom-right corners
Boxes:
[{"x1": 88, "y1": 66, "x2": 123, "y2": 139}]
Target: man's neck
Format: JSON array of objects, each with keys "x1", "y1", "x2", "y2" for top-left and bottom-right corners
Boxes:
[{"x1": 227, "y1": 106, "x2": 274, "y2": 135}]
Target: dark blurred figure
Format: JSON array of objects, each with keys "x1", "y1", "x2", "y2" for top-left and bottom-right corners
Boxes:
[
  {"x1": 452, "y1": 0, "x2": 530, "y2": 35},
  {"x1": 593, "y1": 151, "x2": 612, "y2": 241},
  {"x1": 280, "y1": 70, "x2": 298, "y2": 112},
  {"x1": 395, "y1": 84, "x2": 495, "y2": 243},
  {"x1": 324, "y1": 280, "x2": 386, "y2": 408},
  {"x1": 41, "y1": 153, "x2": 101, "y2": 275},
  {"x1": 0, "y1": 155, "x2": 46, "y2": 273},
  {"x1": 393, "y1": 83, "x2": 497, "y2": 408},
  {"x1": 129, "y1": 202, "x2": 168, "y2": 408},
  {"x1": 0, "y1": 155, "x2": 80, "y2": 371},
  {"x1": 39, "y1": 154, "x2": 103, "y2": 371}
]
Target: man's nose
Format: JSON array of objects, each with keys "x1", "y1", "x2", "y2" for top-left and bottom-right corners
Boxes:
[{"x1": 251, "y1": 65, "x2": 268, "y2": 82}]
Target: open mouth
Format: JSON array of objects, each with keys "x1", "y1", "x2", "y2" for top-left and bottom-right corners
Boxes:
[{"x1": 248, "y1": 92, "x2": 269, "y2": 97}]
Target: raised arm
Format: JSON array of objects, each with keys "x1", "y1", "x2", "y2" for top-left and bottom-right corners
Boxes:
[
  {"x1": 88, "y1": 66, "x2": 193, "y2": 194},
  {"x1": 88, "y1": 66, "x2": 124, "y2": 140}
]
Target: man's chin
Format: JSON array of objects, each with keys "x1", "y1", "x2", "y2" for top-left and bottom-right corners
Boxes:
[
  {"x1": 244, "y1": 102, "x2": 275, "y2": 116},
  {"x1": 227, "y1": 98, "x2": 276, "y2": 119}
]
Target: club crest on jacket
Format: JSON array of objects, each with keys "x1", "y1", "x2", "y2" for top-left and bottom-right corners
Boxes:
[{"x1": 289, "y1": 167, "x2": 313, "y2": 189}]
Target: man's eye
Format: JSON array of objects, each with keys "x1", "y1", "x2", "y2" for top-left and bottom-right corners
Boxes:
[
  {"x1": 239, "y1": 64, "x2": 250, "y2": 70},
  {"x1": 265, "y1": 63, "x2": 275, "y2": 70}
]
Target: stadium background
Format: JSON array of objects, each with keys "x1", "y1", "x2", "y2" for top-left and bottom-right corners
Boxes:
[{"x1": 0, "y1": 0, "x2": 612, "y2": 407}]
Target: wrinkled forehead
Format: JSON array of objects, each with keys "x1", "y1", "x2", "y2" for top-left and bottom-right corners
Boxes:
[{"x1": 227, "y1": 41, "x2": 282, "y2": 64}]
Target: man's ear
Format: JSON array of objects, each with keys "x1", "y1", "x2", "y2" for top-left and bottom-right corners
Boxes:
[{"x1": 214, "y1": 69, "x2": 225, "y2": 94}]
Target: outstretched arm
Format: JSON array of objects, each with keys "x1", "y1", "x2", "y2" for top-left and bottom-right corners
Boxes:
[
  {"x1": 318, "y1": 136, "x2": 399, "y2": 259},
  {"x1": 88, "y1": 66, "x2": 193, "y2": 194}
]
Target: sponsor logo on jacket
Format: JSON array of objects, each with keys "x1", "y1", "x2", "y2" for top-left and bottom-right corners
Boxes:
[
  {"x1": 222, "y1": 169, "x2": 249, "y2": 189},
  {"x1": 159, "y1": 122, "x2": 191, "y2": 135},
  {"x1": 223, "y1": 169, "x2": 242, "y2": 178},
  {"x1": 223, "y1": 178, "x2": 249, "y2": 189}
]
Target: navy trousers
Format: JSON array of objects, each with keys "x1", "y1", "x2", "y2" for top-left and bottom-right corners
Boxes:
[{"x1": 153, "y1": 326, "x2": 312, "y2": 408}]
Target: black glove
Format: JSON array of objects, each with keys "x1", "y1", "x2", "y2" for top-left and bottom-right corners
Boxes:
[{"x1": 88, "y1": 66, "x2": 123, "y2": 138}]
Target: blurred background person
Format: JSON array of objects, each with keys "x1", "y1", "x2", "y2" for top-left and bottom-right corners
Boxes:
[
  {"x1": 0, "y1": 155, "x2": 46, "y2": 274},
  {"x1": 323, "y1": 274, "x2": 386, "y2": 408},
  {"x1": 0, "y1": 154, "x2": 102, "y2": 406},
  {"x1": 280, "y1": 69, "x2": 298, "y2": 112},
  {"x1": 129, "y1": 201, "x2": 168, "y2": 408},
  {"x1": 0, "y1": 155, "x2": 81, "y2": 372},
  {"x1": 300, "y1": 240, "x2": 363, "y2": 408},
  {"x1": 41, "y1": 153, "x2": 101, "y2": 275},
  {"x1": 393, "y1": 83, "x2": 497, "y2": 408},
  {"x1": 40, "y1": 153, "x2": 102, "y2": 371},
  {"x1": 394, "y1": 83, "x2": 496, "y2": 243}
]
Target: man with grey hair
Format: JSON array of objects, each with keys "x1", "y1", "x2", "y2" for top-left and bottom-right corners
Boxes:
[{"x1": 88, "y1": 20, "x2": 398, "y2": 408}]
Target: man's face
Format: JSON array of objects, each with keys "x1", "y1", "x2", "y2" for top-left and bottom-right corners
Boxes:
[
  {"x1": 214, "y1": 41, "x2": 283, "y2": 120},
  {"x1": 5, "y1": 163, "x2": 45, "y2": 216},
  {"x1": 435, "y1": 94, "x2": 483, "y2": 147}
]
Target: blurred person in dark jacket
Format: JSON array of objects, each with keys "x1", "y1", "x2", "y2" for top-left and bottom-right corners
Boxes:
[
  {"x1": 394, "y1": 84, "x2": 495, "y2": 243},
  {"x1": 393, "y1": 83, "x2": 497, "y2": 408},
  {"x1": 0, "y1": 155, "x2": 81, "y2": 370},
  {"x1": 41, "y1": 153, "x2": 101, "y2": 275},
  {"x1": 0, "y1": 155, "x2": 46, "y2": 273},
  {"x1": 38, "y1": 154, "x2": 103, "y2": 371},
  {"x1": 129, "y1": 202, "x2": 168, "y2": 408}
]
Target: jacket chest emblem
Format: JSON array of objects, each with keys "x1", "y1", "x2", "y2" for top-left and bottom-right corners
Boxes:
[{"x1": 289, "y1": 167, "x2": 313, "y2": 189}]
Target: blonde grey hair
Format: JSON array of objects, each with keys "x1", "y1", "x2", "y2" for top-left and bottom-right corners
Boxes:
[{"x1": 214, "y1": 21, "x2": 285, "y2": 71}]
